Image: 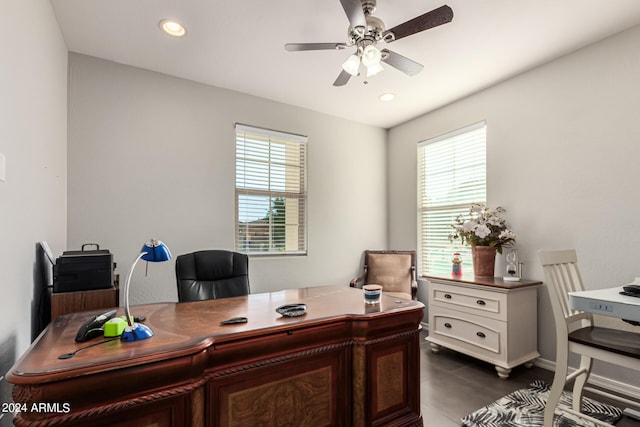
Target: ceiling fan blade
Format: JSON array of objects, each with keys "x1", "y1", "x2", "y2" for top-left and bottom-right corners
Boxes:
[
  {"x1": 383, "y1": 5, "x2": 453, "y2": 42},
  {"x1": 380, "y1": 49, "x2": 424, "y2": 76},
  {"x1": 285, "y1": 43, "x2": 348, "y2": 52},
  {"x1": 339, "y1": 0, "x2": 367, "y2": 33},
  {"x1": 333, "y1": 69, "x2": 352, "y2": 86}
]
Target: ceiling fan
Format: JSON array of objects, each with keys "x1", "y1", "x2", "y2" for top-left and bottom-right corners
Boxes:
[{"x1": 284, "y1": 0, "x2": 453, "y2": 86}]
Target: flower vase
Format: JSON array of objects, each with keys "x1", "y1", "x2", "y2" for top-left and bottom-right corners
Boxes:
[{"x1": 472, "y1": 246, "x2": 497, "y2": 278}]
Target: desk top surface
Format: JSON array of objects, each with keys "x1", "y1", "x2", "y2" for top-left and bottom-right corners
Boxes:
[
  {"x1": 569, "y1": 286, "x2": 640, "y2": 322},
  {"x1": 423, "y1": 274, "x2": 542, "y2": 289},
  {"x1": 9, "y1": 285, "x2": 423, "y2": 384},
  {"x1": 570, "y1": 287, "x2": 640, "y2": 305}
]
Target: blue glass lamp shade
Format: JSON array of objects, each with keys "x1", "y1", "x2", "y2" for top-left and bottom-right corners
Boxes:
[{"x1": 121, "y1": 239, "x2": 171, "y2": 342}]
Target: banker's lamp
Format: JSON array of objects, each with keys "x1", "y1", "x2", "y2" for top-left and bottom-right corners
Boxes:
[{"x1": 121, "y1": 239, "x2": 171, "y2": 342}]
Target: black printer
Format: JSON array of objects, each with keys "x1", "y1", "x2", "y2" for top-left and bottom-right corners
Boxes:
[{"x1": 53, "y1": 243, "x2": 114, "y2": 293}]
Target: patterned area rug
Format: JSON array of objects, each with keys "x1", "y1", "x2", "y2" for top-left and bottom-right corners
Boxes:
[{"x1": 461, "y1": 380, "x2": 622, "y2": 427}]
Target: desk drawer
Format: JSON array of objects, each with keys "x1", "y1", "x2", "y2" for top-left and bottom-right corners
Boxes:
[
  {"x1": 430, "y1": 281, "x2": 506, "y2": 321},
  {"x1": 430, "y1": 306, "x2": 505, "y2": 358}
]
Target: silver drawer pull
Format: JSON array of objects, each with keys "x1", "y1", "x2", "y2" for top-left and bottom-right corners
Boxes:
[
  {"x1": 476, "y1": 299, "x2": 486, "y2": 306},
  {"x1": 444, "y1": 323, "x2": 452, "y2": 328},
  {"x1": 444, "y1": 294, "x2": 452, "y2": 299},
  {"x1": 476, "y1": 332, "x2": 486, "y2": 338}
]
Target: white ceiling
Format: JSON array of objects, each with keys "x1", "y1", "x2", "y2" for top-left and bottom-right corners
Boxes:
[{"x1": 51, "y1": 0, "x2": 640, "y2": 129}]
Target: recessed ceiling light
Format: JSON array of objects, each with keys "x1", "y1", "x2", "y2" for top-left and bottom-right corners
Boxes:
[
  {"x1": 379, "y1": 93, "x2": 395, "y2": 102},
  {"x1": 159, "y1": 20, "x2": 187, "y2": 37}
]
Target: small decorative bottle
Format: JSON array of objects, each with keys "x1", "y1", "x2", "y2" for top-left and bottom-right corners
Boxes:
[{"x1": 452, "y1": 252, "x2": 462, "y2": 276}]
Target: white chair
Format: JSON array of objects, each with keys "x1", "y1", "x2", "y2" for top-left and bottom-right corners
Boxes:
[{"x1": 539, "y1": 249, "x2": 640, "y2": 427}]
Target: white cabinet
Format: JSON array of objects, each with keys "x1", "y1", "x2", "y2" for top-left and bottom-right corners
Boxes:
[{"x1": 425, "y1": 275, "x2": 542, "y2": 379}]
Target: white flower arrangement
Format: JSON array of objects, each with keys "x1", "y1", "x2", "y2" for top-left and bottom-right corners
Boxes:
[{"x1": 449, "y1": 203, "x2": 516, "y2": 254}]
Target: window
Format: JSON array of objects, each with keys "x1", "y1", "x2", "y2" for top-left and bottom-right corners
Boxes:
[
  {"x1": 235, "y1": 124, "x2": 307, "y2": 255},
  {"x1": 417, "y1": 122, "x2": 486, "y2": 275}
]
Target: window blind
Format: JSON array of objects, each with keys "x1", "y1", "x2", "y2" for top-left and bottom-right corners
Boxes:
[
  {"x1": 235, "y1": 124, "x2": 307, "y2": 255},
  {"x1": 417, "y1": 122, "x2": 486, "y2": 275}
]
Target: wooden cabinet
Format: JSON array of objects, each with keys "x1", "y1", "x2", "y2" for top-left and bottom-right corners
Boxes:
[
  {"x1": 50, "y1": 274, "x2": 120, "y2": 320},
  {"x1": 424, "y1": 275, "x2": 541, "y2": 379},
  {"x1": 209, "y1": 337, "x2": 349, "y2": 426},
  {"x1": 50, "y1": 286, "x2": 119, "y2": 320}
]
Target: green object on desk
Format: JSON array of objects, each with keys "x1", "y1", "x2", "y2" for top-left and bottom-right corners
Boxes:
[{"x1": 103, "y1": 317, "x2": 127, "y2": 337}]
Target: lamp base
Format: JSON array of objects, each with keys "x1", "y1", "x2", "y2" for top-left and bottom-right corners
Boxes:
[{"x1": 121, "y1": 323, "x2": 154, "y2": 342}]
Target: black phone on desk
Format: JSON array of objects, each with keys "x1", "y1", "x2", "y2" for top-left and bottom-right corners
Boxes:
[{"x1": 75, "y1": 309, "x2": 117, "y2": 342}]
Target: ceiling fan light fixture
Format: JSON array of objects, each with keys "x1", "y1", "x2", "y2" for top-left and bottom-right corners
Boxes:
[
  {"x1": 361, "y1": 45, "x2": 382, "y2": 68},
  {"x1": 342, "y1": 54, "x2": 361, "y2": 76},
  {"x1": 160, "y1": 19, "x2": 187, "y2": 37},
  {"x1": 366, "y1": 62, "x2": 384, "y2": 77},
  {"x1": 283, "y1": 3, "x2": 454, "y2": 86}
]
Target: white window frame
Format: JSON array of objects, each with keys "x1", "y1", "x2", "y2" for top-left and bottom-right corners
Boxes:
[
  {"x1": 417, "y1": 121, "x2": 486, "y2": 275},
  {"x1": 235, "y1": 124, "x2": 307, "y2": 256}
]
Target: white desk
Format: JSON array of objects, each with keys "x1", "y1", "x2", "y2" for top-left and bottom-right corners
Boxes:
[
  {"x1": 569, "y1": 285, "x2": 640, "y2": 422},
  {"x1": 569, "y1": 286, "x2": 640, "y2": 323}
]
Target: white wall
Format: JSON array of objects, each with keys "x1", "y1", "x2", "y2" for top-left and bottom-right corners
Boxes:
[
  {"x1": 388, "y1": 24, "x2": 640, "y2": 386},
  {"x1": 0, "y1": 0, "x2": 67, "y2": 387},
  {"x1": 67, "y1": 53, "x2": 387, "y2": 304}
]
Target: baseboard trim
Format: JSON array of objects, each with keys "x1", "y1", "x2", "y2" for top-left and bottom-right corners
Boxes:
[
  {"x1": 533, "y1": 357, "x2": 640, "y2": 402},
  {"x1": 422, "y1": 321, "x2": 640, "y2": 402}
]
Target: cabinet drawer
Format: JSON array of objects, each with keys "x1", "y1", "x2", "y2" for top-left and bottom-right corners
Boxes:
[
  {"x1": 429, "y1": 306, "x2": 505, "y2": 358},
  {"x1": 429, "y1": 281, "x2": 506, "y2": 321}
]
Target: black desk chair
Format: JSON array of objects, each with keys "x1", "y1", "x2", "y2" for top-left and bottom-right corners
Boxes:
[{"x1": 175, "y1": 250, "x2": 250, "y2": 302}]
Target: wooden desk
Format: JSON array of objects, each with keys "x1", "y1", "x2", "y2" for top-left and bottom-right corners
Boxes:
[{"x1": 8, "y1": 286, "x2": 424, "y2": 427}]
